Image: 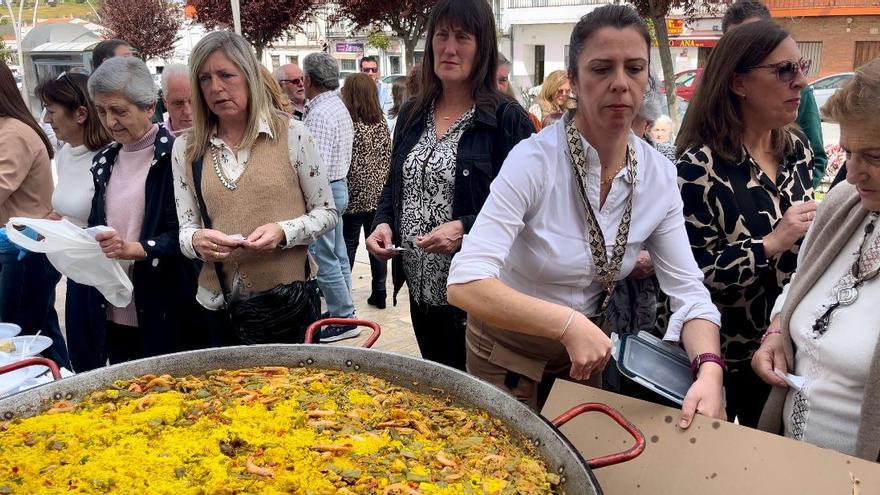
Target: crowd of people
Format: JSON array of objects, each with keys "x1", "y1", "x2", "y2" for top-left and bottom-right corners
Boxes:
[{"x1": 0, "y1": 0, "x2": 879, "y2": 463}]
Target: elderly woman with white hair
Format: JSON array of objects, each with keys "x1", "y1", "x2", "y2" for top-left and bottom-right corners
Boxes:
[
  {"x1": 171, "y1": 31, "x2": 336, "y2": 345},
  {"x1": 632, "y1": 75, "x2": 676, "y2": 162},
  {"x1": 68, "y1": 56, "x2": 203, "y2": 366}
]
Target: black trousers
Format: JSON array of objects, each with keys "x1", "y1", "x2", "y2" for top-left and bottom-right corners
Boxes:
[
  {"x1": 105, "y1": 321, "x2": 143, "y2": 365},
  {"x1": 342, "y1": 210, "x2": 387, "y2": 297},
  {"x1": 725, "y1": 360, "x2": 771, "y2": 427},
  {"x1": 409, "y1": 295, "x2": 467, "y2": 371}
]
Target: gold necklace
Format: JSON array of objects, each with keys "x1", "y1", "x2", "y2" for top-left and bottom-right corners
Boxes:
[{"x1": 600, "y1": 162, "x2": 627, "y2": 185}]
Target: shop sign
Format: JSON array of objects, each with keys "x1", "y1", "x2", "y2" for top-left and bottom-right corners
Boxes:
[
  {"x1": 335, "y1": 42, "x2": 364, "y2": 53},
  {"x1": 666, "y1": 18, "x2": 684, "y2": 36}
]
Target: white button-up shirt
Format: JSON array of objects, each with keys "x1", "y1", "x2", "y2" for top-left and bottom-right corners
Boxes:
[
  {"x1": 447, "y1": 117, "x2": 720, "y2": 341},
  {"x1": 303, "y1": 90, "x2": 354, "y2": 182}
]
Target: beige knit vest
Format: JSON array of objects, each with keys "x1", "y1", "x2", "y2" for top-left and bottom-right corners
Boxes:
[{"x1": 187, "y1": 120, "x2": 308, "y2": 295}]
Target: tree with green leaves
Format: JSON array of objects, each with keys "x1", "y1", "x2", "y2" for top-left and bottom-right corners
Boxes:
[
  {"x1": 189, "y1": 0, "x2": 318, "y2": 59},
  {"x1": 630, "y1": 1, "x2": 721, "y2": 128},
  {"x1": 333, "y1": 0, "x2": 437, "y2": 70},
  {"x1": 99, "y1": 0, "x2": 182, "y2": 61}
]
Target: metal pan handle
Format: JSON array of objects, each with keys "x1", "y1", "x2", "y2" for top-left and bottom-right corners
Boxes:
[
  {"x1": 0, "y1": 357, "x2": 62, "y2": 381},
  {"x1": 551, "y1": 402, "x2": 646, "y2": 469},
  {"x1": 305, "y1": 319, "x2": 382, "y2": 348}
]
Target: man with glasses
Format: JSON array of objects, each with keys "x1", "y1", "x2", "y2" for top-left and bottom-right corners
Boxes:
[
  {"x1": 360, "y1": 56, "x2": 393, "y2": 118},
  {"x1": 722, "y1": 0, "x2": 827, "y2": 188},
  {"x1": 275, "y1": 63, "x2": 306, "y2": 120}
]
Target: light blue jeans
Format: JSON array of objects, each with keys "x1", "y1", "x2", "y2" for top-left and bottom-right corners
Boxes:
[{"x1": 312, "y1": 179, "x2": 354, "y2": 318}]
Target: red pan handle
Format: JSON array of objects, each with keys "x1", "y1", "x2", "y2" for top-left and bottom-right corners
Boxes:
[
  {"x1": 0, "y1": 357, "x2": 62, "y2": 381},
  {"x1": 305, "y1": 319, "x2": 382, "y2": 348},
  {"x1": 551, "y1": 402, "x2": 646, "y2": 469}
]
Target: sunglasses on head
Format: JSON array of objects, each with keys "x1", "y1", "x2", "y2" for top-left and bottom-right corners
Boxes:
[
  {"x1": 362, "y1": 67, "x2": 378, "y2": 73},
  {"x1": 56, "y1": 71, "x2": 86, "y2": 106},
  {"x1": 279, "y1": 77, "x2": 304, "y2": 86},
  {"x1": 747, "y1": 58, "x2": 811, "y2": 82}
]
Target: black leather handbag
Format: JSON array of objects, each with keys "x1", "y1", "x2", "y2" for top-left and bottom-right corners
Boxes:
[{"x1": 192, "y1": 156, "x2": 320, "y2": 345}]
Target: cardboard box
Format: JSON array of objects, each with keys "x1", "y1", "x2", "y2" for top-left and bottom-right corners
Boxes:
[{"x1": 541, "y1": 380, "x2": 880, "y2": 494}]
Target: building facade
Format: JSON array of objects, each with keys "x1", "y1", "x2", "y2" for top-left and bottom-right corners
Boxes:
[{"x1": 768, "y1": 0, "x2": 880, "y2": 77}]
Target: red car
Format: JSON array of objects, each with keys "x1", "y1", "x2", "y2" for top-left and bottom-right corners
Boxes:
[{"x1": 660, "y1": 68, "x2": 703, "y2": 102}]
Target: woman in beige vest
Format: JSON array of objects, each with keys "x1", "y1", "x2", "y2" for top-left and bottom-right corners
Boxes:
[
  {"x1": 170, "y1": 31, "x2": 337, "y2": 344},
  {"x1": 753, "y1": 60, "x2": 880, "y2": 461}
]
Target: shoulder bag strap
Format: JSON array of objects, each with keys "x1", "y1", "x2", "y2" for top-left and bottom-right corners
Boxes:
[{"x1": 191, "y1": 153, "x2": 233, "y2": 301}]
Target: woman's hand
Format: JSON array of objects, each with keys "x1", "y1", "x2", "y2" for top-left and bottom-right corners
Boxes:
[
  {"x1": 559, "y1": 312, "x2": 612, "y2": 382},
  {"x1": 193, "y1": 229, "x2": 242, "y2": 262},
  {"x1": 416, "y1": 220, "x2": 464, "y2": 254},
  {"x1": 752, "y1": 333, "x2": 789, "y2": 387},
  {"x1": 629, "y1": 250, "x2": 654, "y2": 280},
  {"x1": 242, "y1": 223, "x2": 285, "y2": 253},
  {"x1": 679, "y1": 364, "x2": 726, "y2": 429},
  {"x1": 366, "y1": 223, "x2": 398, "y2": 262},
  {"x1": 764, "y1": 201, "x2": 817, "y2": 257},
  {"x1": 46, "y1": 212, "x2": 63, "y2": 221},
  {"x1": 95, "y1": 230, "x2": 146, "y2": 261}
]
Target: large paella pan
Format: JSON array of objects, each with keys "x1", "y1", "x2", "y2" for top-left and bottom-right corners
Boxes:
[{"x1": 0, "y1": 320, "x2": 644, "y2": 494}]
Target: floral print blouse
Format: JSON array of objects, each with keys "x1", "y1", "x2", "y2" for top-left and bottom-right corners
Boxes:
[
  {"x1": 170, "y1": 116, "x2": 337, "y2": 309},
  {"x1": 400, "y1": 106, "x2": 475, "y2": 306}
]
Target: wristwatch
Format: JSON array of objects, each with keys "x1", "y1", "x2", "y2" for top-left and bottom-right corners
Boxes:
[{"x1": 690, "y1": 353, "x2": 727, "y2": 380}]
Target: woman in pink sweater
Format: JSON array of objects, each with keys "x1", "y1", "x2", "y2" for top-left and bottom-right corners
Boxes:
[{"x1": 68, "y1": 56, "x2": 203, "y2": 367}]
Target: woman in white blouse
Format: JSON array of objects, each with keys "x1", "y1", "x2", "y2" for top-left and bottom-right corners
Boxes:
[
  {"x1": 753, "y1": 61, "x2": 880, "y2": 460},
  {"x1": 171, "y1": 31, "x2": 336, "y2": 344},
  {"x1": 36, "y1": 71, "x2": 111, "y2": 372},
  {"x1": 447, "y1": 5, "x2": 725, "y2": 426}
]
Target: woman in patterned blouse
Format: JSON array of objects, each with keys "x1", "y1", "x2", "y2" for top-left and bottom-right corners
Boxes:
[
  {"x1": 366, "y1": 0, "x2": 535, "y2": 370},
  {"x1": 676, "y1": 21, "x2": 816, "y2": 427},
  {"x1": 171, "y1": 32, "x2": 337, "y2": 343},
  {"x1": 340, "y1": 73, "x2": 393, "y2": 309}
]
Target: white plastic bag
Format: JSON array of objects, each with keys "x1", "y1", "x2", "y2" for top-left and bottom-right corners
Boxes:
[{"x1": 6, "y1": 217, "x2": 133, "y2": 308}]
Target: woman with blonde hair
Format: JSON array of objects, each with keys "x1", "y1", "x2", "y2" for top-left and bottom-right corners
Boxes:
[
  {"x1": 341, "y1": 73, "x2": 392, "y2": 308},
  {"x1": 171, "y1": 31, "x2": 337, "y2": 344},
  {"x1": 528, "y1": 70, "x2": 570, "y2": 123},
  {"x1": 754, "y1": 59, "x2": 880, "y2": 460}
]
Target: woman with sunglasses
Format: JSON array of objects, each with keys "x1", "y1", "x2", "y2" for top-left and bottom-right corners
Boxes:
[
  {"x1": 676, "y1": 20, "x2": 815, "y2": 427},
  {"x1": 36, "y1": 72, "x2": 112, "y2": 371}
]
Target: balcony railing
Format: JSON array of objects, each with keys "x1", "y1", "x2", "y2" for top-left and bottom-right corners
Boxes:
[
  {"x1": 765, "y1": 0, "x2": 880, "y2": 7},
  {"x1": 506, "y1": 0, "x2": 609, "y2": 8}
]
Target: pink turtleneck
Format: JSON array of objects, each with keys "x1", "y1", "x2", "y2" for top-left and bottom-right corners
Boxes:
[{"x1": 105, "y1": 124, "x2": 158, "y2": 327}]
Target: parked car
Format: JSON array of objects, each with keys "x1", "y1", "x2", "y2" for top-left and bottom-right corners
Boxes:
[
  {"x1": 660, "y1": 68, "x2": 703, "y2": 102},
  {"x1": 810, "y1": 72, "x2": 855, "y2": 114}
]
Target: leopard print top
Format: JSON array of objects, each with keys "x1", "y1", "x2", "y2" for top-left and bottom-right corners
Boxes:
[
  {"x1": 346, "y1": 121, "x2": 392, "y2": 214},
  {"x1": 677, "y1": 131, "x2": 814, "y2": 364}
]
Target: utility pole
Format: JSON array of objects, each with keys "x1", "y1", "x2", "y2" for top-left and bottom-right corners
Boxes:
[{"x1": 5, "y1": 0, "x2": 28, "y2": 109}]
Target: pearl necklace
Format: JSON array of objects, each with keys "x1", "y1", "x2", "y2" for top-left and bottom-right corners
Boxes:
[{"x1": 210, "y1": 144, "x2": 237, "y2": 191}]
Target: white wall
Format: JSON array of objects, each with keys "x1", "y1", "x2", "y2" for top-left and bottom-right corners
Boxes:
[{"x1": 510, "y1": 22, "x2": 573, "y2": 90}]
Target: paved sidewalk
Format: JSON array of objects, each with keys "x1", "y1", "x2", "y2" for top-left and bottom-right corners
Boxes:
[{"x1": 53, "y1": 234, "x2": 422, "y2": 356}]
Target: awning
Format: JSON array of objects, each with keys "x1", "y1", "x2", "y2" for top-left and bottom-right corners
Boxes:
[{"x1": 28, "y1": 41, "x2": 98, "y2": 53}]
